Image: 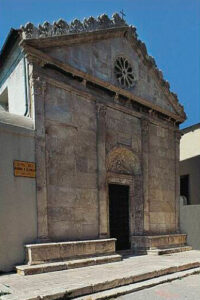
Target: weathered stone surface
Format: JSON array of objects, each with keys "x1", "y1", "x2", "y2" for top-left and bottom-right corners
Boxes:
[
  {"x1": 44, "y1": 38, "x2": 176, "y2": 115},
  {"x1": 25, "y1": 239, "x2": 117, "y2": 265},
  {"x1": 147, "y1": 123, "x2": 177, "y2": 234},
  {"x1": 43, "y1": 85, "x2": 99, "y2": 241},
  {"x1": 3, "y1": 251, "x2": 200, "y2": 299},
  {"x1": 24, "y1": 15, "x2": 186, "y2": 255},
  {"x1": 131, "y1": 234, "x2": 188, "y2": 253},
  {"x1": 147, "y1": 246, "x2": 192, "y2": 255},
  {"x1": 17, "y1": 254, "x2": 122, "y2": 275},
  {"x1": 21, "y1": 13, "x2": 128, "y2": 39}
]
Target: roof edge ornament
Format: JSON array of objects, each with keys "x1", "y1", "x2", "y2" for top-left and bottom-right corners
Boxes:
[
  {"x1": 124, "y1": 27, "x2": 186, "y2": 119},
  {"x1": 20, "y1": 13, "x2": 128, "y2": 40}
]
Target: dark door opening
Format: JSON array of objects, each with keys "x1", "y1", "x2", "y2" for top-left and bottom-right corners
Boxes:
[
  {"x1": 109, "y1": 184, "x2": 130, "y2": 250},
  {"x1": 180, "y1": 175, "x2": 190, "y2": 205}
]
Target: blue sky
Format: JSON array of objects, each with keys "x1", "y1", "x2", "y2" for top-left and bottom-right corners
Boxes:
[{"x1": 0, "y1": 0, "x2": 199, "y2": 128}]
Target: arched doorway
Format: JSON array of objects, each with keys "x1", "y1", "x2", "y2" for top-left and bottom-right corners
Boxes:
[{"x1": 106, "y1": 147, "x2": 141, "y2": 250}]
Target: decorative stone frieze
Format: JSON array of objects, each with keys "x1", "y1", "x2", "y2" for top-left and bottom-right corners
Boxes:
[
  {"x1": 20, "y1": 13, "x2": 127, "y2": 40},
  {"x1": 97, "y1": 103, "x2": 107, "y2": 118},
  {"x1": 32, "y1": 77, "x2": 47, "y2": 97},
  {"x1": 25, "y1": 53, "x2": 46, "y2": 68},
  {"x1": 106, "y1": 147, "x2": 141, "y2": 175}
]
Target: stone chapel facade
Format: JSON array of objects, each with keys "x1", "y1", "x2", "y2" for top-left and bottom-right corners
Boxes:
[{"x1": 0, "y1": 14, "x2": 188, "y2": 259}]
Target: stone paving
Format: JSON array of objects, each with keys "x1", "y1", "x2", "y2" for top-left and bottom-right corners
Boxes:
[
  {"x1": 0, "y1": 250, "x2": 200, "y2": 300},
  {"x1": 119, "y1": 273, "x2": 200, "y2": 300}
]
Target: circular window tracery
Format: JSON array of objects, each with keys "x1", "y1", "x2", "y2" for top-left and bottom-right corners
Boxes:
[{"x1": 114, "y1": 57, "x2": 136, "y2": 89}]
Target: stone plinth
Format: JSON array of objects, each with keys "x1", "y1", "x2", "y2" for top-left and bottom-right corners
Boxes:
[
  {"x1": 132, "y1": 234, "x2": 188, "y2": 254},
  {"x1": 17, "y1": 238, "x2": 121, "y2": 275},
  {"x1": 26, "y1": 238, "x2": 117, "y2": 265}
]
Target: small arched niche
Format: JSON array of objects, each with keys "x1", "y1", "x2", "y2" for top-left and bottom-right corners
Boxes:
[{"x1": 106, "y1": 147, "x2": 141, "y2": 175}]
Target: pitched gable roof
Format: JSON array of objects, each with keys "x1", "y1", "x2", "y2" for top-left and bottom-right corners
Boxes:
[
  {"x1": 0, "y1": 29, "x2": 20, "y2": 68},
  {"x1": 0, "y1": 13, "x2": 186, "y2": 122}
]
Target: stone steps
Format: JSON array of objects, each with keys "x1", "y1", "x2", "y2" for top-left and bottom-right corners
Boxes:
[
  {"x1": 75, "y1": 266, "x2": 200, "y2": 300},
  {"x1": 16, "y1": 254, "x2": 122, "y2": 275},
  {"x1": 53, "y1": 261, "x2": 200, "y2": 299},
  {"x1": 5, "y1": 250, "x2": 200, "y2": 299},
  {"x1": 147, "y1": 245, "x2": 192, "y2": 255}
]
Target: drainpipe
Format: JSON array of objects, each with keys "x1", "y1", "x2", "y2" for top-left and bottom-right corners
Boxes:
[{"x1": 23, "y1": 56, "x2": 29, "y2": 116}]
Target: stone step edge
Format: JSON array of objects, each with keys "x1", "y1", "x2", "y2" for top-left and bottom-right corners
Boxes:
[
  {"x1": 147, "y1": 246, "x2": 192, "y2": 255},
  {"x1": 150, "y1": 243, "x2": 188, "y2": 249},
  {"x1": 25, "y1": 238, "x2": 116, "y2": 248},
  {"x1": 142, "y1": 233, "x2": 187, "y2": 239},
  {"x1": 64, "y1": 261, "x2": 200, "y2": 299},
  {"x1": 27, "y1": 251, "x2": 118, "y2": 266},
  {"x1": 16, "y1": 254, "x2": 122, "y2": 276},
  {"x1": 15, "y1": 261, "x2": 200, "y2": 300},
  {"x1": 76, "y1": 266, "x2": 200, "y2": 300}
]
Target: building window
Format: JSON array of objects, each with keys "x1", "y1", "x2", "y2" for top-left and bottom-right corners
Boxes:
[
  {"x1": 0, "y1": 87, "x2": 8, "y2": 111},
  {"x1": 180, "y1": 175, "x2": 190, "y2": 205},
  {"x1": 114, "y1": 57, "x2": 136, "y2": 89}
]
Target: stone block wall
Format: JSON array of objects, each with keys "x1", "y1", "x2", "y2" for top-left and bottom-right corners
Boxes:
[
  {"x1": 45, "y1": 85, "x2": 98, "y2": 241},
  {"x1": 35, "y1": 76, "x2": 179, "y2": 241},
  {"x1": 31, "y1": 30, "x2": 181, "y2": 243},
  {"x1": 148, "y1": 123, "x2": 176, "y2": 233},
  {"x1": 105, "y1": 107, "x2": 144, "y2": 237},
  {"x1": 106, "y1": 107, "x2": 141, "y2": 154}
]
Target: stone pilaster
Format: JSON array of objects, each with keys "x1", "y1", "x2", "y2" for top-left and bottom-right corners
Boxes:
[
  {"x1": 96, "y1": 103, "x2": 108, "y2": 239},
  {"x1": 175, "y1": 130, "x2": 182, "y2": 233},
  {"x1": 134, "y1": 174, "x2": 144, "y2": 235},
  {"x1": 141, "y1": 118, "x2": 150, "y2": 234},
  {"x1": 32, "y1": 73, "x2": 49, "y2": 242}
]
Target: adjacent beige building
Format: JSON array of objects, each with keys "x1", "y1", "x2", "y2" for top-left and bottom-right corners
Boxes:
[
  {"x1": 180, "y1": 123, "x2": 200, "y2": 250},
  {"x1": 180, "y1": 123, "x2": 200, "y2": 205},
  {"x1": 0, "y1": 112, "x2": 37, "y2": 272},
  {"x1": 0, "y1": 14, "x2": 190, "y2": 272}
]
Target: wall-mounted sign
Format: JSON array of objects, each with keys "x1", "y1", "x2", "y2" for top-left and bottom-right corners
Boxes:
[{"x1": 13, "y1": 160, "x2": 36, "y2": 178}]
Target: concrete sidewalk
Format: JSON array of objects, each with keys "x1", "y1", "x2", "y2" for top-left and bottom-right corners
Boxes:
[{"x1": 1, "y1": 250, "x2": 200, "y2": 300}]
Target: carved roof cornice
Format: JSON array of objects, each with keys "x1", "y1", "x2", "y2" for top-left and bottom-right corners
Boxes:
[
  {"x1": 21, "y1": 26, "x2": 128, "y2": 49},
  {"x1": 20, "y1": 13, "x2": 128, "y2": 40}
]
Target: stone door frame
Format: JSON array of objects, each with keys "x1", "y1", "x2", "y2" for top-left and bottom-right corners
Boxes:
[{"x1": 106, "y1": 172, "x2": 135, "y2": 243}]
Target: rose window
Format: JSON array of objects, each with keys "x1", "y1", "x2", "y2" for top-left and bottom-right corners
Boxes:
[{"x1": 114, "y1": 57, "x2": 135, "y2": 88}]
